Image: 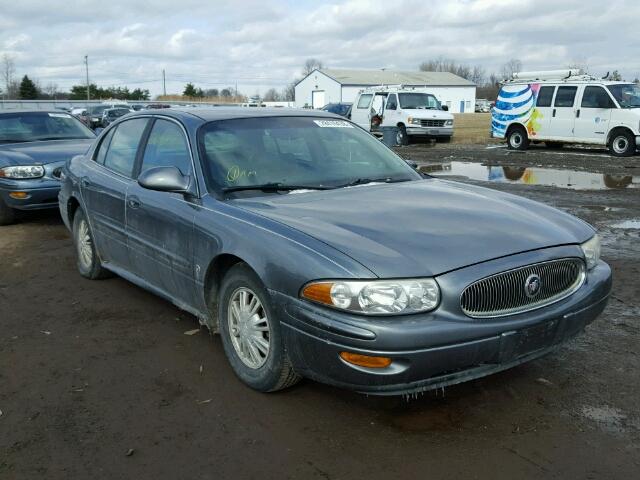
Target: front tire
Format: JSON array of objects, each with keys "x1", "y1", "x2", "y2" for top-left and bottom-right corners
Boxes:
[
  {"x1": 0, "y1": 198, "x2": 16, "y2": 226},
  {"x1": 507, "y1": 126, "x2": 530, "y2": 150},
  {"x1": 218, "y1": 263, "x2": 300, "y2": 392},
  {"x1": 609, "y1": 130, "x2": 636, "y2": 157},
  {"x1": 396, "y1": 125, "x2": 409, "y2": 146},
  {"x1": 72, "y1": 209, "x2": 111, "y2": 279}
]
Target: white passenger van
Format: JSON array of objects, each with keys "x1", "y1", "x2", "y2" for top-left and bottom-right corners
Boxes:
[
  {"x1": 351, "y1": 86, "x2": 454, "y2": 145},
  {"x1": 492, "y1": 69, "x2": 640, "y2": 156}
]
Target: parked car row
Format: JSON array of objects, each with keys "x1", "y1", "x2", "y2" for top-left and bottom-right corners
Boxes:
[{"x1": 0, "y1": 107, "x2": 611, "y2": 396}]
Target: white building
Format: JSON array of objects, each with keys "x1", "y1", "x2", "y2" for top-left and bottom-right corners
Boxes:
[{"x1": 295, "y1": 68, "x2": 477, "y2": 113}]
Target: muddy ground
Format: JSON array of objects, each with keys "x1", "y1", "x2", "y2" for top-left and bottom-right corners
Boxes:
[{"x1": 1, "y1": 143, "x2": 639, "y2": 479}]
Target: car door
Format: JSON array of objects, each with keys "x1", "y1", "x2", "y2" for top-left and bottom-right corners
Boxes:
[
  {"x1": 549, "y1": 85, "x2": 578, "y2": 140},
  {"x1": 81, "y1": 118, "x2": 149, "y2": 268},
  {"x1": 126, "y1": 117, "x2": 197, "y2": 305},
  {"x1": 574, "y1": 85, "x2": 615, "y2": 144},
  {"x1": 530, "y1": 85, "x2": 555, "y2": 139},
  {"x1": 351, "y1": 93, "x2": 373, "y2": 130},
  {"x1": 382, "y1": 93, "x2": 399, "y2": 126}
]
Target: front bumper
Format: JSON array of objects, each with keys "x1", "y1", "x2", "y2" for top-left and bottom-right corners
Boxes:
[
  {"x1": 0, "y1": 180, "x2": 61, "y2": 210},
  {"x1": 274, "y1": 254, "x2": 611, "y2": 395},
  {"x1": 406, "y1": 125, "x2": 453, "y2": 137}
]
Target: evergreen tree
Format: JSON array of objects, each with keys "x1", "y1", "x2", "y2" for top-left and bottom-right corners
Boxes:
[
  {"x1": 19, "y1": 75, "x2": 39, "y2": 99},
  {"x1": 183, "y1": 83, "x2": 197, "y2": 97}
]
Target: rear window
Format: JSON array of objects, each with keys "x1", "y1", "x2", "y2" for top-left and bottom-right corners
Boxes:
[
  {"x1": 536, "y1": 86, "x2": 555, "y2": 107},
  {"x1": 554, "y1": 86, "x2": 578, "y2": 107},
  {"x1": 357, "y1": 94, "x2": 372, "y2": 109}
]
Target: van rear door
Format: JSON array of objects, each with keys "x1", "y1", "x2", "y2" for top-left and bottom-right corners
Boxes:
[
  {"x1": 574, "y1": 85, "x2": 614, "y2": 144},
  {"x1": 549, "y1": 85, "x2": 578, "y2": 140},
  {"x1": 352, "y1": 93, "x2": 373, "y2": 130}
]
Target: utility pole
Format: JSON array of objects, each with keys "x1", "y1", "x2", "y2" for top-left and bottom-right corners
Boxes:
[
  {"x1": 84, "y1": 55, "x2": 90, "y2": 102},
  {"x1": 162, "y1": 69, "x2": 166, "y2": 96}
]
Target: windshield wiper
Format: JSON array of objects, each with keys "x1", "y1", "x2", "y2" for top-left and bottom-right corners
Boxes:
[
  {"x1": 0, "y1": 139, "x2": 29, "y2": 144},
  {"x1": 33, "y1": 136, "x2": 90, "y2": 141},
  {"x1": 223, "y1": 182, "x2": 331, "y2": 193},
  {"x1": 335, "y1": 177, "x2": 413, "y2": 189}
]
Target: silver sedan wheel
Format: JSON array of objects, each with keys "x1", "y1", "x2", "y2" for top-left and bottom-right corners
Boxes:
[
  {"x1": 227, "y1": 287, "x2": 270, "y2": 369},
  {"x1": 612, "y1": 136, "x2": 629, "y2": 155},
  {"x1": 77, "y1": 219, "x2": 93, "y2": 269}
]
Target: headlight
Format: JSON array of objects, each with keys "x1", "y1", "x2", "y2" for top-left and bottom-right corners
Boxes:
[
  {"x1": 407, "y1": 117, "x2": 421, "y2": 125},
  {"x1": 0, "y1": 165, "x2": 45, "y2": 179},
  {"x1": 580, "y1": 234, "x2": 601, "y2": 270},
  {"x1": 445, "y1": 119, "x2": 454, "y2": 126},
  {"x1": 301, "y1": 278, "x2": 440, "y2": 315}
]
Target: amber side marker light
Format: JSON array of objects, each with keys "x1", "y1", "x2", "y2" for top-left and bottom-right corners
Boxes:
[
  {"x1": 301, "y1": 282, "x2": 333, "y2": 306},
  {"x1": 9, "y1": 192, "x2": 29, "y2": 199},
  {"x1": 340, "y1": 352, "x2": 392, "y2": 369}
]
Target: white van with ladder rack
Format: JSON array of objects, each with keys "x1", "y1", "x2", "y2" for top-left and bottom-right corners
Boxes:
[
  {"x1": 492, "y1": 69, "x2": 640, "y2": 156},
  {"x1": 351, "y1": 85, "x2": 454, "y2": 145}
]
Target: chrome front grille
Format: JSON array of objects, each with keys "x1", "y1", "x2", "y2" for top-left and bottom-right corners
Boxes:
[
  {"x1": 420, "y1": 119, "x2": 446, "y2": 127},
  {"x1": 460, "y1": 258, "x2": 585, "y2": 318}
]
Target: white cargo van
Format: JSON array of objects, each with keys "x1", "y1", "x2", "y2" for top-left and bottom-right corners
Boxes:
[
  {"x1": 492, "y1": 69, "x2": 640, "y2": 156},
  {"x1": 351, "y1": 86, "x2": 454, "y2": 145}
]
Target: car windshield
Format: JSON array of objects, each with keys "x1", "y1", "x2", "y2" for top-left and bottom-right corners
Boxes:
[
  {"x1": 199, "y1": 116, "x2": 420, "y2": 193},
  {"x1": 398, "y1": 93, "x2": 441, "y2": 110},
  {"x1": 89, "y1": 106, "x2": 110, "y2": 115},
  {"x1": 607, "y1": 84, "x2": 640, "y2": 108},
  {"x1": 0, "y1": 112, "x2": 95, "y2": 143}
]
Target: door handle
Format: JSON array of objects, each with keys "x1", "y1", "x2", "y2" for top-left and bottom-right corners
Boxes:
[
  {"x1": 127, "y1": 196, "x2": 141, "y2": 209},
  {"x1": 552, "y1": 108, "x2": 556, "y2": 117},
  {"x1": 576, "y1": 109, "x2": 581, "y2": 118}
]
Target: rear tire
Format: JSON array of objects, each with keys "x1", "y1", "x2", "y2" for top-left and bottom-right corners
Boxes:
[
  {"x1": 218, "y1": 263, "x2": 300, "y2": 392},
  {"x1": 72, "y1": 209, "x2": 111, "y2": 279},
  {"x1": 506, "y1": 126, "x2": 529, "y2": 150},
  {"x1": 0, "y1": 198, "x2": 16, "y2": 226},
  {"x1": 609, "y1": 130, "x2": 636, "y2": 157}
]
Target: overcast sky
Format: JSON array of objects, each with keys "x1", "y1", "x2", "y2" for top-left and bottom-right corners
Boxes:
[{"x1": 1, "y1": 0, "x2": 639, "y2": 97}]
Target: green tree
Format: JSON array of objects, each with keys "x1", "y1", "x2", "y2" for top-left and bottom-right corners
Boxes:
[
  {"x1": 183, "y1": 83, "x2": 197, "y2": 97},
  {"x1": 610, "y1": 70, "x2": 623, "y2": 81},
  {"x1": 19, "y1": 75, "x2": 39, "y2": 99}
]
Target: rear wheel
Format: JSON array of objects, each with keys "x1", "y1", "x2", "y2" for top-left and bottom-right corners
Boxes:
[
  {"x1": 218, "y1": 263, "x2": 300, "y2": 392},
  {"x1": 73, "y1": 209, "x2": 111, "y2": 279},
  {"x1": 507, "y1": 126, "x2": 529, "y2": 150},
  {"x1": 0, "y1": 198, "x2": 16, "y2": 226},
  {"x1": 609, "y1": 130, "x2": 636, "y2": 157}
]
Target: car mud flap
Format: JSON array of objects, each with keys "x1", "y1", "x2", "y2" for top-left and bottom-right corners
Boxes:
[{"x1": 498, "y1": 318, "x2": 559, "y2": 364}]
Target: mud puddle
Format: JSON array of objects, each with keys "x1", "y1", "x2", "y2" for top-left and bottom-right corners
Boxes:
[{"x1": 420, "y1": 161, "x2": 639, "y2": 191}]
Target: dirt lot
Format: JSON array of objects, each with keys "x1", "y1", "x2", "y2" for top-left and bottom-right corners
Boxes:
[{"x1": 1, "y1": 143, "x2": 639, "y2": 479}]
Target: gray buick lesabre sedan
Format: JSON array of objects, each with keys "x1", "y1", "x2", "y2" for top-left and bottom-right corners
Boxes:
[{"x1": 58, "y1": 108, "x2": 611, "y2": 395}]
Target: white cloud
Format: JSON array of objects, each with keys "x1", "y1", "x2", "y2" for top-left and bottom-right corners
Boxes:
[{"x1": 0, "y1": 0, "x2": 639, "y2": 96}]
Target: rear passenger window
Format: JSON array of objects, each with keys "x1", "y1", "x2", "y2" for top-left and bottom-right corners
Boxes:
[
  {"x1": 94, "y1": 128, "x2": 115, "y2": 165},
  {"x1": 536, "y1": 86, "x2": 555, "y2": 107},
  {"x1": 103, "y1": 118, "x2": 148, "y2": 177},
  {"x1": 357, "y1": 94, "x2": 372, "y2": 109},
  {"x1": 554, "y1": 86, "x2": 578, "y2": 107},
  {"x1": 140, "y1": 119, "x2": 192, "y2": 176},
  {"x1": 581, "y1": 86, "x2": 614, "y2": 109}
]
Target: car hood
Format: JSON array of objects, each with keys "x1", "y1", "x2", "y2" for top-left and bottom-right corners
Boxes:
[
  {"x1": 0, "y1": 139, "x2": 94, "y2": 167},
  {"x1": 231, "y1": 179, "x2": 594, "y2": 278}
]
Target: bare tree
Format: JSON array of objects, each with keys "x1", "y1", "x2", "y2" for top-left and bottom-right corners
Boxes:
[
  {"x1": 262, "y1": 88, "x2": 281, "y2": 102},
  {"x1": 470, "y1": 65, "x2": 485, "y2": 85},
  {"x1": 302, "y1": 58, "x2": 323, "y2": 77},
  {"x1": 500, "y1": 59, "x2": 522, "y2": 80},
  {"x1": 2, "y1": 54, "x2": 16, "y2": 97},
  {"x1": 281, "y1": 81, "x2": 296, "y2": 101},
  {"x1": 419, "y1": 57, "x2": 485, "y2": 82}
]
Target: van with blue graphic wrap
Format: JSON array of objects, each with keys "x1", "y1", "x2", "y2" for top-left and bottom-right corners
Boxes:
[{"x1": 492, "y1": 69, "x2": 640, "y2": 157}]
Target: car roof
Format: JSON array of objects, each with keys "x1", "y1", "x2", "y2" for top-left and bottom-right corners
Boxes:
[{"x1": 127, "y1": 107, "x2": 341, "y2": 122}]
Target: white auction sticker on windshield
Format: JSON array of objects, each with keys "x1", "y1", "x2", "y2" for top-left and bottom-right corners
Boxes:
[
  {"x1": 313, "y1": 120, "x2": 353, "y2": 128},
  {"x1": 48, "y1": 113, "x2": 71, "y2": 118}
]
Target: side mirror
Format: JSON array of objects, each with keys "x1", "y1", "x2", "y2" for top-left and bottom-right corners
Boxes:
[
  {"x1": 441, "y1": 105, "x2": 449, "y2": 111},
  {"x1": 138, "y1": 166, "x2": 192, "y2": 194}
]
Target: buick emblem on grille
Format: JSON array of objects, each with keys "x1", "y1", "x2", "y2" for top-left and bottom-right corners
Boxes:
[{"x1": 524, "y1": 274, "x2": 542, "y2": 298}]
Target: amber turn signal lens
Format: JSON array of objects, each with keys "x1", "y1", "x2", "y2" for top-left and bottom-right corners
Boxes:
[
  {"x1": 9, "y1": 191, "x2": 29, "y2": 199},
  {"x1": 339, "y1": 352, "x2": 392, "y2": 369},
  {"x1": 301, "y1": 282, "x2": 334, "y2": 305}
]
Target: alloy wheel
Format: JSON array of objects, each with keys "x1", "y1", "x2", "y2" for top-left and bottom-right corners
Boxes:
[{"x1": 227, "y1": 287, "x2": 270, "y2": 369}]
